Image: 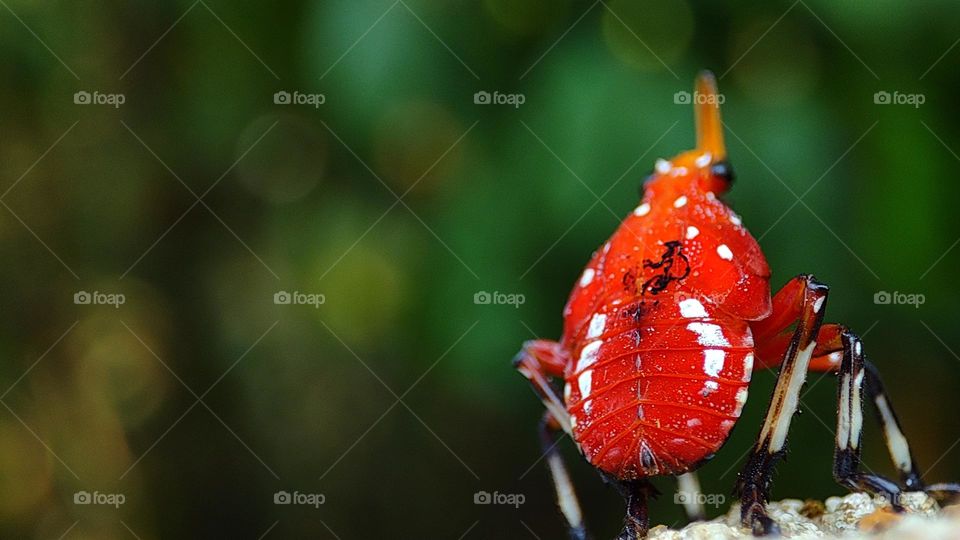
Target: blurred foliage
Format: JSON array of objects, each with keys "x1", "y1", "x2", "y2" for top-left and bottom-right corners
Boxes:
[{"x1": 2, "y1": 0, "x2": 960, "y2": 538}]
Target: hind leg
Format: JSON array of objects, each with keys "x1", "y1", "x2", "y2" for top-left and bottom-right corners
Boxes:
[
  {"x1": 813, "y1": 325, "x2": 960, "y2": 505},
  {"x1": 761, "y1": 319, "x2": 960, "y2": 505},
  {"x1": 540, "y1": 413, "x2": 591, "y2": 540},
  {"x1": 515, "y1": 340, "x2": 591, "y2": 539}
]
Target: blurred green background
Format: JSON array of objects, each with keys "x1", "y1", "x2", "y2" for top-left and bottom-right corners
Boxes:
[{"x1": 2, "y1": 1, "x2": 960, "y2": 538}]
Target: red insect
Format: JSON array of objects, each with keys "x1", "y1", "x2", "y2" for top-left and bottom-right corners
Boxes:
[{"x1": 515, "y1": 72, "x2": 959, "y2": 539}]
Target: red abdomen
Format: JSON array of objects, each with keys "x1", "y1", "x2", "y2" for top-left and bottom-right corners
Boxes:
[
  {"x1": 559, "y1": 187, "x2": 769, "y2": 479},
  {"x1": 563, "y1": 298, "x2": 754, "y2": 478}
]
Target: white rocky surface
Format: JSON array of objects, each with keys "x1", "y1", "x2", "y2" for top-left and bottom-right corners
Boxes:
[{"x1": 646, "y1": 492, "x2": 959, "y2": 540}]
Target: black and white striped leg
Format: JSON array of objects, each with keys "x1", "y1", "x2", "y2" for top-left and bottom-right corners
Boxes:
[
  {"x1": 615, "y1": 478, "x2": 658, "y2": 540},
  {"x1": 676, "y1": 472, "x2": 706, "y2": 522},
  {"x1": 863, "y1": 361, "x2": 921, "y2": 491},
  {"x1": 833, "y1": 332, "x2": 904, "y2": 509},
  {"x1": 838, "y1": 337, "x2": 960, "y2": 505},
  {"x1": 736, "y1": 276, "x2": 828, "y2": 535},
  {"x1": 540, "y1": 413, "x2": 591, "y2": 540}
]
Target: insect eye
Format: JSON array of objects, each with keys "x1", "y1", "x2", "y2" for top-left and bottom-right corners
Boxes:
[{"x1": 710, "y1": 161, "x2": 735, "y2": 184}]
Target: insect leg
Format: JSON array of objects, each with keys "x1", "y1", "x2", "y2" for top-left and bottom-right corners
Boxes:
[
  {"x1": 540, "y1": 413, "x2": 591, "y2": 540},
  {"x1": 831, "y1": 330, "x2": 906, "y2": 508},
  {"x1": 514, "y1": 339, "x2": 571, "y2": 435},
  {"x1": 615, "y1": 478, "x2": 658, "y2": 540},
  {"x1": 813, "y1": 325, "x2": 960, "y2": 504},
  {"x1": 675, "y1": 472, "x2": 706, "y2": 521},
  {"x1": 515, "y1": 341, "x2": 591, "y2": 538},
  {"x1": 737, "y1": 274, "x2": 828, "y2": 535}
]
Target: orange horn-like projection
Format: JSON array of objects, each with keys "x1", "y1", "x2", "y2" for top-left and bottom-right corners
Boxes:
[{"x1": 694, "y1": 71, "x2": 726, "y2": 162}]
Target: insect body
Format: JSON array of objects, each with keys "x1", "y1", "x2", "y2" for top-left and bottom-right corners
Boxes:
[{"x1": 514, "y1": 72, "x2": 959, "y2": 540}]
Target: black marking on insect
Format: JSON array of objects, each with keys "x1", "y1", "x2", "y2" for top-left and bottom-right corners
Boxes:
[{"x1": 641, "y1": 240, "x2": 691, "y2": 296}]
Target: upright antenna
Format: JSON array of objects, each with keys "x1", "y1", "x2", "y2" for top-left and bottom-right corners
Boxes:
[{"x1": 694, "y1": 71, "x2": 726, "y2": 161}]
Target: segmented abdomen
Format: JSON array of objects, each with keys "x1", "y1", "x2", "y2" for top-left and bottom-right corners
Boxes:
[{"x1": 563, "y1": 297, "x2": 754, "y2": 479}]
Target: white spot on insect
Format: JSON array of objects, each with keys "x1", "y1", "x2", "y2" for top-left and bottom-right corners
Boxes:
[
  {"x1": 716, "y1": 244, "x2": 733, "y2": 261},
  {"x1": 703, "y1": 350, "x2": 725, "y2": 377},
  {"x1": 603, "y1": 242, "x2": 611, "y2": 254},
  {"x1": 742, "y1": 353, "x2": 755, "y2": 381},
  {"x1": 686, "y1": 417, "x2": 702, "y2": 427},
  {"x1": 673, "y1": 195, "x2": 688, "y2": 208},
  {"x1": 679, "y1": 298, "x2": 708, "y2": 318},
  {"x1": 702, "y1": 380, "x2": 720, "y2": 395},
  {"x1": 686, "y1": 226, "x2": 700, "y2": 240},
  {"x1": 587, "y1": 314, "x2": 607, "y2": 339},
  {"x1": 854, "y1": 341, "x2": 862, "y2": 356},
  {"x1": 576, "y1": 340, "x2": 602, "y2": 373},
  {"x1": 695, "y1": 153, "x2": 712, "y2": 168},
  {"x1": 673, "y1": 167, "x2": 688, "y2": 176},
  {"x1": 633, "y1": 203, "x2": 650, "y2": 216},
  {"x1": 583, "y1": 399, "x2": 593, "y2": 414},
  {"x1": 734, "y1": 387, "x2": 749, "y2": 415},
  {"x1": 579, "y1": 268, "x2": 595, "y2": 287},
  {"x1": 729, "y1": 213, "x2": 742, "y2": 226},
  {"x1": 570, "y1": 414, "x2": 577, "y2": 430},
  {"x1": 706, "y1": 192, "x2": 717, "y2": 201},
  {"x1": 721, "y1": 419, "x2": 736, "y2": 431},
  {"x1": 578, "y1": 369, "x2": 593, "y2": 400},
  {"x1": 564, "y1": 382, "x2": 572, "y2": 402},
  {"x1": 655, "y1": 159, "x2": 671, "y2": 174},
  {"x1": 813, "y1": 296, "x2": 825, "y2": 313},
  {"x1": 687, "y1": 322, "x2": 730, "y2": 348}
]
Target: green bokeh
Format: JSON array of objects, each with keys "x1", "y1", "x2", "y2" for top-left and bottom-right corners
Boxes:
[{"x1": 2, "y1": 1, "x2": 960, "y2": 538}]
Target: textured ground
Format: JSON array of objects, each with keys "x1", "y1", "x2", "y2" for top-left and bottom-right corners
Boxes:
[{"x1": 647, "y1": 492, "x2": 960, "y2": 539}]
